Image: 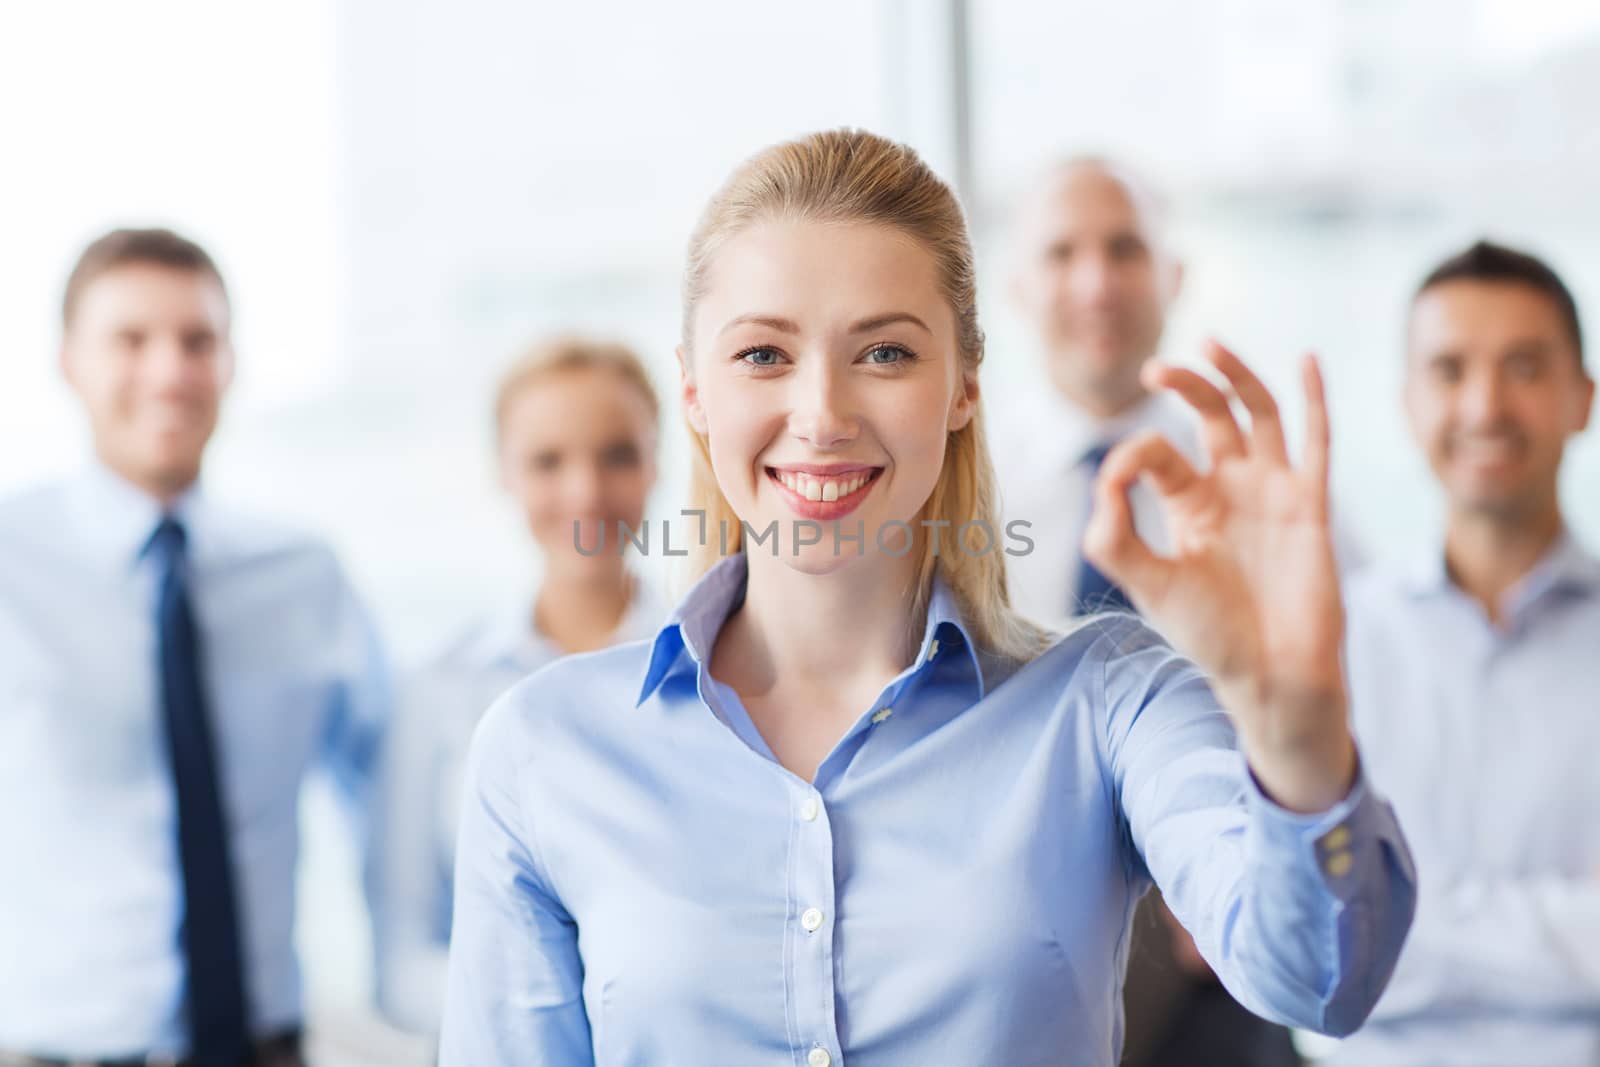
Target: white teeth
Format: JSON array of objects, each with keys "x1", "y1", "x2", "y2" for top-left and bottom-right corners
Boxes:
[{"x1": 773, "y1": 469, "x2": 874, "y2": 501}]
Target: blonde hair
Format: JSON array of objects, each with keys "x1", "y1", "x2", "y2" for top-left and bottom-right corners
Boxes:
[
  {"x1": 494, "y1": 334, "x2": 660, "y2": 442},
  {"x1": 679, "y1": 128, "x2": 1055, "y2": 664}
]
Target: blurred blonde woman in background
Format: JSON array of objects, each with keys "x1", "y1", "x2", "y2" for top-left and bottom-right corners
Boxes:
[
  {"x1": 373, "y1": 337, "x2": 667, "y2": 1039},
  {"x1": 439, "y1": 130, "x2": 1417, "y2": 1066}
]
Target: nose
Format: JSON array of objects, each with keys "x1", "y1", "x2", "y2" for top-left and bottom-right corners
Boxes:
[
  {"x1": 562, "y1": 460, "x2": 606, "y2": 513},
  {"x1": 145, "y1": 334, "x2": 190, "y2": 383},
  {"x1": 142, "y1": 333, "x2": 214, "y2": 399},
  {"x1": 1066, "y1": 250, "x2": 1117, "y2": 308},
  {"x1": 1459, "y1": 366, "x2": 1509, "y2": 425},
  {"x1": 787, "y1": 357, "x2": 858, "y2": 450}
]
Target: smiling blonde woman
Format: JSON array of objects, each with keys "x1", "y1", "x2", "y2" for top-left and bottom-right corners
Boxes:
[{"x1": 438, "y1": 129, "x2": 1417, "y2": 1067}]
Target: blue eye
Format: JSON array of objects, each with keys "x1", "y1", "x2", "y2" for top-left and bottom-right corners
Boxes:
[
  {"x1": 863, "y1": 344, "x2": 914, "y2": 365},
  {"x1": 736, "y1": 346, "x2": 784, "y2": 367}
]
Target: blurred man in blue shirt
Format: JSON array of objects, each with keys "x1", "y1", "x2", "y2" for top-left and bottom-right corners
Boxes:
[
  {"x1": 1332, "y1": 241, "x2": 1599, "y2": 1066},
  {"x1": 0, "y1": 229, "x2": 390, "y2": 1067}
]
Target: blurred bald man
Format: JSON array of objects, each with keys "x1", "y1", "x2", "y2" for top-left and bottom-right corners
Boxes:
[
  {"x1": 996, "y1": 158, "x2": 1197, "y2": 626},
  {"x1": 995, "y1": 158, "x2": 1305, "y2": 1067},
  {"x1": 997, "y1": 157, "x2": 1363, "y2": 626}
]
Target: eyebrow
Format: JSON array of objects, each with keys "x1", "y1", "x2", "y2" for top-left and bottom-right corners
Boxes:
[
  {"x1": 718, "y1": 311, "x2": 933, "y2": 338},
  {"x1": 851, "y1": 312, "x2": 932, "y2": 335}
]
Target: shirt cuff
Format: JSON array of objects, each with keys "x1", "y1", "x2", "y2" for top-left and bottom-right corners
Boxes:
[{"x1": 1241, "y1": 749, "x2": 1401, "y2": 903}]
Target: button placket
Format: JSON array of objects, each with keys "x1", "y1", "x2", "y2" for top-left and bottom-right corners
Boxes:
[{"x1": 789, "y1": 783, "x2": 843, "y2": 1065}]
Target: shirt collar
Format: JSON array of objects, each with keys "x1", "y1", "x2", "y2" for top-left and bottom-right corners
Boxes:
[
  {"x1": 1401, "y1": 527, "x2": 1600, "y2": 609},
  {"x1": 635, "y1": 552, "x2": 988, "y2": 708},
  {"x1": 70, "y1": 459, "x2": 206, "y2": 573},
  {"x1": 465, "y1": 570, "x2": 664, "y2": 673},
  {"x1": 1024, "y1": 385, "x2": 1190, "y2": 474},
  {"x1": 1505, "y1": 529, "x2": 1600, "y2": 611}
]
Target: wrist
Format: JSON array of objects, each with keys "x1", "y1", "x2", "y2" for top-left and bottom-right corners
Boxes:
[{"x1": 1238, "y1": 710, "x2": 1358, "y2": 815}]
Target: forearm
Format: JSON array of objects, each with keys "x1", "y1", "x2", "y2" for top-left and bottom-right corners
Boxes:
[
  {"x1": 1225, "y1": 678, "x2": 1359, "y2": 815},
  {"x1": 1200, "y1": 766, "x2": 1417, "y2": 1036},
  {"x1": 1104, "y1": 620, "x2": 1416, "y2": 1036}
]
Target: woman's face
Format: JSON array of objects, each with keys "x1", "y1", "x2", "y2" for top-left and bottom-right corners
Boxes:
[
  {"x1": 682, "y1": 219, "x2": 978, "y2": 575},
  {"x1": 498, "y1": 366, "x2": 658, "y2": 577}
]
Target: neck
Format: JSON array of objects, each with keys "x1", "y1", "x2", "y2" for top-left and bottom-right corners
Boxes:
[
  {"x1": 534, "y1": 561, "x2": 634, "y2": 654},
  {"x1": 723, "y1": 545, "x2": 924, "y2": 696},
  {"x1": 96, "y1": 449, "x2": 197, "y2": 509},
  {"x1": 1047, "y1": 362, "x2": 1150, "y2": 421},
  {"x1": 1444, "y1": 502, "x2": 1564, "y2": 624}
]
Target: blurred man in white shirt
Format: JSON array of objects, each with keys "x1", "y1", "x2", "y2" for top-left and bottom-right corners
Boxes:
[
  {"x1": 996, "y1": 157, "x2": 1200, "y2": 628},
  {"x1": 996, "y1": 158, "x2": 1303, "y2": 1067},
  {"x1": 1331, "y1": 240, "x2": 1599, "y2": 1067}
]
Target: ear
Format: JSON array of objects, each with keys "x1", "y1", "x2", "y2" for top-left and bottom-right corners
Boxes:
[
  {"x1": 948, "y1": 369, "x2": 980, "y2": 433},
  {"x1": 1400, "y1": 366, "x2": 1427, "y2": 449},
  {"x1": 1574, "y1": 372, "x2": 1595, "y2": 434},
  {"x1": 677, "y1": 345, "x2": 708, "y2": 435},
  {"x1": 494, "y1": 433, "x2": 516, "y2": 493},
  {"x1": 217, "y1": 341, "x2": 238, "y2": 392},
  {"x1": 1166, "y1": 257, "x2": 1186, "y2": 304},
  {"x1": 58, "y1": 339, "x2": 78, "y2": 391}
]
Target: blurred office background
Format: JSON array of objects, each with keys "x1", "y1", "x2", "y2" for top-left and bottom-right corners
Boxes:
[{"x1": 3, "y1": 1, "x2": 1598, "y2": 1061}]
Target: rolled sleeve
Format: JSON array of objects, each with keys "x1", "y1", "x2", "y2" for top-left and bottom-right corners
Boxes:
[
  {"x1": 1239, "y1": 755, "x2": 1419, "y2": 1033},
  {"x1": 1100, "y1": 617, "x2": 1418, "y2": 1038}
]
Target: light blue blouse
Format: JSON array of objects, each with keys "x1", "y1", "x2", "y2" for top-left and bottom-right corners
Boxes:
[{"x1": 441, "y1": 551, "x2": 1415, "y2": 1066}]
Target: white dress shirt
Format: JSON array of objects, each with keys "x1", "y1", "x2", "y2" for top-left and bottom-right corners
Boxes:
[
  {"x1": 994, "y1": 379, "x2": 1366, "y2": 631},
  {"x1": 1327, "y1": 530, "x2": 1600, "y2": 1066},
  {"x1": 372, "y1": 573, "x2": 666, "y2": 1035},
  {"x1": 0, "y1": 463, "x2": 390, "y2": 1060},
  {"x1": 993, "y1": 384, "x2": 1205, "y2": 630}
]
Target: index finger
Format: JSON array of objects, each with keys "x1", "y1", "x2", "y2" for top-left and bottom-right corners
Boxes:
[{"x1": 1205, "y1": 340, "x2": 1288, "y2": 464}]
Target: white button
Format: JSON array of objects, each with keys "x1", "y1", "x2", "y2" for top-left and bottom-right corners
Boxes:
[
  {"x1": 808, "y1": 1047, "x2": 832, "y2": 1067},
  {"x1": 870, "y1": 706, "x2": 893, "y2": 724},
  {"x1": 800, "y1": 797, "x2": 821, "y2": 822},
  {"x1": 801, "y1": 907, "x2": 824, "y2": 932},
  {"x1": 926, "y1": 638, "x2": 940, "y2": 661}
]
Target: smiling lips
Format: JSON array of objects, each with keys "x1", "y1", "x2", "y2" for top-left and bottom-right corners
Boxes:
[{"x1": 766, "y1": 465, "x2": 883, "y2": 520}]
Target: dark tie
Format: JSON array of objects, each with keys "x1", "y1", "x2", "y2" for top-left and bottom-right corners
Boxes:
[
  {"x1": 1073, "y1": 443, "x2": 1135, "y2": 617},
  {"x1": 147, "y1": 517, "x2": 251, "y2": 1065}
]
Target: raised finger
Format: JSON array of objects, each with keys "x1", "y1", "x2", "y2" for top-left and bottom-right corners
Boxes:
[
  {"x1": 1143, "y1": 362, "x2": 1246, "y2": 465},
  {"x1": 1205, "y1": 340, "x2": 1288, "y2": 464},
  {"x1": 1301, "y1": 352, "x2": 1331, "y2": 500},
  {"x1": 1099, "y1": 428, "x2": 1204, "y2": 502}
]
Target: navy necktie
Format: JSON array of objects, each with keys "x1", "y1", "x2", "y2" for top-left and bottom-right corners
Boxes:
[
  {"x1": 147, "y1": 518, "x2": 251, "y2": 1065},
  {"x1": 1073, "y1": 443, "x2": 1135, "y2": 617}
]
